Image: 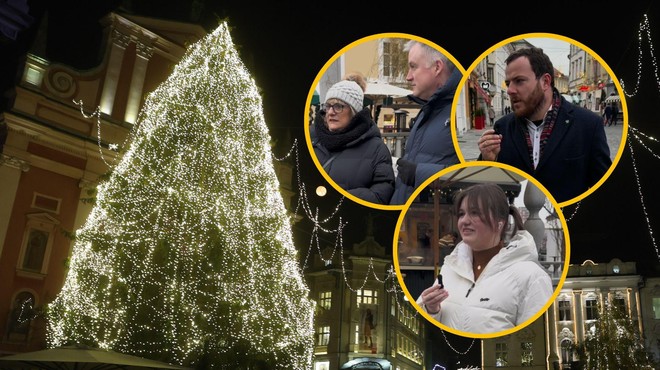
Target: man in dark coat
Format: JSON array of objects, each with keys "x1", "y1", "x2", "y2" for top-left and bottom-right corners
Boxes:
[
  {"x1": 478, "y1": 47, "x2": 611, "y2": 204},
  {"x1": 389, "y1": 40, "x2": 460, "y2": 205}
]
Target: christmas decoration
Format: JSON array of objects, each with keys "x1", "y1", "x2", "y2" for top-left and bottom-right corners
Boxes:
[
  {"x1": 573, "y1": 298, "x2": 658, "y2": 369},
  {"x1": 47, "y1": 22, "x2": 314, "y2": 369}
]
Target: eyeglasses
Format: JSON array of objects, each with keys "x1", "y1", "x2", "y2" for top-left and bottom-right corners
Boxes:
[{"x1": 323, "y1": 102, "x2": 347, "y2": 113}]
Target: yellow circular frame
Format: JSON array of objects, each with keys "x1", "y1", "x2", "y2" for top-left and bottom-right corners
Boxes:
[
  {"x1": 304, "y1": 33, "x2": 466, "y2": 211},
  {"x1": 392, "y1": 161, "x2": 571, "y2": 339},
  {"x1": 450, "y1": 32, "x2": 628, "y2": 208}
]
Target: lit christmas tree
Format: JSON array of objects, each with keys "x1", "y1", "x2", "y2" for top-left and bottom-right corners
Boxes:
[
  {"x1": 47, "y1": 22, "x2": 315, "y2": 369},
  {"x1": 573, "y1": 298, "x2": 657, "y2": 369}
]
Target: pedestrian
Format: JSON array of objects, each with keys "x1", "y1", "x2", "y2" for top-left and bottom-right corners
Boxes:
[
  {"x1": 604, "y1": 104, "x2": 612, "y2": 126},
  {"x1": 477, "y1": 47, "x2": 611, "y2": 204},
  {"x1": 389, "y1": 40, "x2": 460, "y2": 205},
  {"x1": 611, "y1": 103, "x2": 619, "y2": 126},
  {"x1": 488, "y1": 105, "x2": 496, "y2": 126},
  {"x1": 416, "y1": 183, "x2": 553, "y2": 334},
  {"x1": 310, "y1": 72, "x2": 395, "y2": 204}
]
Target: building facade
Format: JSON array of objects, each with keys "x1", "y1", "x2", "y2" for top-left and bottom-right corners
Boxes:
[
  {"x1": 483, "y1": 259, "x2": 659, "y2": 369},
  {"x1": 0, "y1": 12, "x2": 205, "y2": 354}
]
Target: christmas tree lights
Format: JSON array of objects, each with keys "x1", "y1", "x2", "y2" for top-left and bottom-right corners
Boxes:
[{"x1": 47, "y1": 22, "x2": 314, "y2": 369}]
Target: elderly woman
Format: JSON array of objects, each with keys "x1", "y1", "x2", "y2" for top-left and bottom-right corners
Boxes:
[
  {"x1": 310, "y1": 73, "x2": 394, "y2": 205},
  {"x1": 417, "y1": 183, "x2": 553, "y2": 334}
]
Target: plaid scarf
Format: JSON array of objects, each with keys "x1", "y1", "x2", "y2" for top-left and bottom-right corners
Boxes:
[{"x1": 523, "y1": 88, "x2": 561, "y2": 169}]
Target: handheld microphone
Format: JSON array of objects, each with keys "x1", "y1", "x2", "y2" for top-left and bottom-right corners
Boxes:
[{"x1": 437, "y1": 274, "x2": 444, "y2": 289}]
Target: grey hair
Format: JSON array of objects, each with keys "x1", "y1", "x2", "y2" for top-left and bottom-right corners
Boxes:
[{"x1": 404, "y1": 39, "x2": 455, "y2": 73}]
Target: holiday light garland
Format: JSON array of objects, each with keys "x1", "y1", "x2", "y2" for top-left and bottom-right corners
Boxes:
[
  {"x1": 619, "y1": 14, "x2": 660, "y2": 97},
  {"x1": 47, "y1": 22, "x2": 314, "y2": 369}
]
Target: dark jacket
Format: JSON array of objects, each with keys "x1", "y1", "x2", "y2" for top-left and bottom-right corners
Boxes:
[
  {"x1": 390, "y1": 68, "x2": 461, "y2": 205},
  {"x1": 491, "y1": 95, "x2": 611, "y2": 203},
  {"x1": 311, "y1": 109, "x2": 395, "y2": 204}
]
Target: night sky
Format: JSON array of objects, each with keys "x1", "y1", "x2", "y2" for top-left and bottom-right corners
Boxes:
[{"x1": 9, "y1": 1, "x2": 659, "y2": 275}]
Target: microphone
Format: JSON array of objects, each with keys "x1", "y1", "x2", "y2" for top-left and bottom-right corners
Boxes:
[{"x1": 437, "y1": 273, "x2": 444, "y2": 289}]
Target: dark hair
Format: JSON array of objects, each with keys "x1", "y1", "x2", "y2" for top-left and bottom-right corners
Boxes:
[
  {"x1": 453, "y1": 183, "x2": 524, "y2": 241},
  {"x1": 505, "y1": 47, "x2": 555, "y2": 88}
]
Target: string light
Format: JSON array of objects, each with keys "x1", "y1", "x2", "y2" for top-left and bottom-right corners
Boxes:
[
  {"x1": 619, "y1": 14, "x2": 660, "y2": 97},
  {"x1": 627, "y1": 129, "x2": 660, "y2": 260},
  {"x1": 47, "y1": 22, "x2": 314, "y2": 369}
]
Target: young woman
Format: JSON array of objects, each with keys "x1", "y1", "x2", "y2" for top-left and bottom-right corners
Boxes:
[{"x1": 417, "y1": 183, "x2": 553, "y2": 334}]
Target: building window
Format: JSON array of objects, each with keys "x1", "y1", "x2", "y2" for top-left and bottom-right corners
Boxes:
[
  {"x1": 560, "y1": 339, "x2": 573, "y2": 365},
  {"x1": 381, "y1": 39, "x2": 405, "y2": 79},
  {"x1": 585, "y1": 298, "x2": 598, "y2": 320},
  {"x1": 612, "y1": 297, "x2": 626, "y2": 313},
  {"x1": 18, "y1": 213, "x2": 59, "y2": 277},
  {"x1": 319, "y1": 291, "x2": 331, "y2": 310},
  {"x1": 653, "y1": 297, "x2": 660, "y2": 319},
  {"x1": 317, "y1": 326, "x2": 330, "y2": 346},
  {"x1": 22, "y1": 229, "x2": 48, "y2": 271},
  {"x1": 495, "y1": 342, "x2": 508, "y2": 367},
  {"x1": 521, "y1": 341, "x2": 533, "y2": 366},
  {"x1": 612, "y1": 264, "x2": 620, "y2": 274},
  {"x1": 32, "y1": 193, "x2": 61, "y2": 213},
  {"x1": 314, "y1": 361, "x2": 329, "y2": 370},
  {"x1": 558, "y1": 299, "x2": 572, "y2": 321},
  {"x1": 6, "y1": 291, "x2": 36, "y2": 341},
  {"x1": 357, "y1": 289, "x2": 378, "y2": 305}
]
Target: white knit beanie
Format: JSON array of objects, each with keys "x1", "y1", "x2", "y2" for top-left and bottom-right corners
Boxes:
[{"x1": 324, "y1": 80, "x2": 364, "y2": 113}]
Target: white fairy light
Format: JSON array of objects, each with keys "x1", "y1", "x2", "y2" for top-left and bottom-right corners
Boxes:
[
  {"x1": 48, "y1": 22, "x2": 314, "y2": 369},
  {"x1": 619, "y1": 14, "x2": 660, "y2": 97}
]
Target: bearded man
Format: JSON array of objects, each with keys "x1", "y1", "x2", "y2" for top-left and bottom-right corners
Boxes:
[{"x1": 477, "y1": 47, "x2": 611, "y2": 204}]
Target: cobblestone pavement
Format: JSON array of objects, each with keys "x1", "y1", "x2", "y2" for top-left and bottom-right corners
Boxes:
[{"x1": 456, "y1": 122, "x2": 625, "y2": 162}]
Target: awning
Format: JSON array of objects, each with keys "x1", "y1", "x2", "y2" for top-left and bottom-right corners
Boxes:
[
  {"x1": 604, "y1": 95, "x2": 620, "y2": 103},
  {"x1": 470, "y1": 78, "x2": 491, "y2": 105},
  {"x1": 365, "y1": 81, "x2": 412, "y2": 97}
]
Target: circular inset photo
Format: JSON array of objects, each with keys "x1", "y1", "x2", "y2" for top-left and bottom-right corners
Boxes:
[
  {"x1": 304, "y1": 33, "x2": 465, "y2": 210},
  {"x1": 394, "y1": 161, "x2": 569, "y2": 338},
  {"x1": 451, "y1": 33, "x2": 627, "y2": 207}
]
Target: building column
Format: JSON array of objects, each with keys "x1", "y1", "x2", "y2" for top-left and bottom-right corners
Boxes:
[
  {"x1": 546, "y1": 305, "x2": 560, "y2": 369},
  {"x1": 124, "y1": 38, "x2": 154, "y2": 124},
  {"x1": 522, "y1": 181, "x2": 545, "y2": 255},
  {"x1": 100, "y1": 28, "x2": 131, "y2": 116},
  {"x1": 0, "y1": 155, "x2": 29, "y2": 256},
  {"x1": 573, "y1": 290, "x2": 584, "y2": 343}
]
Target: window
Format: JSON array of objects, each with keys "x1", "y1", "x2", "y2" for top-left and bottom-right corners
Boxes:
[
  {"x1": 521, "y1": 342, "x2": 533, "y2": 366},
  {"x1": 357, "y1": 289, "x2": 378, "y2": 305},
  {"x1": 558, "y1": 299, "x2": 572, "y2": 321},
  {"x1": 560, "y1": 339, "x2": 573, "y2": 365},
  {"x1": 612, "y1": 265, "x2": 620, "y2": 274},
  {"x1": 18, "y1": 213, "x2": 59, "y2": 277},
  {"x1": 314, "y1": 361, "x2": 329, "y2": 370},
  {"x1": 653, "y1": 297, "x2": 660, "y2": 319},
  {"x1": 585, "y1": 298, "x2": 598, "y2": 320},
  {"x1": 381, "y1": 39, "x2": 405, "y2": 79},
  {"x1": 6, "y1": 291, "x2": 35, "y2": 341},
  {"x1": 612, "y1": 297, "x2": 626, "y2": 313},
  {"x1": 495, "y1": 342, "x2": 508, "y2": 367},
  {"x1": 319, "y1": 291, "x2": 331, "y2": 310},
  {"x1": 317, "y1": 326, "x2": 330, "y2": 346}
]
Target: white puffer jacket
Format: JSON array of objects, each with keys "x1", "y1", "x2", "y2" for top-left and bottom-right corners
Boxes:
[{"x1": 416, "y1": 230, "x2": 553, "y2": 335}]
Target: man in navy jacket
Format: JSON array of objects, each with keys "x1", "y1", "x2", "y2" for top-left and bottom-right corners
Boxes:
[
  {"x1": 478, "y1": 47, "x2": 611, "y2": 204},
  {"x1": 389, "y1": 40, "x2": 460, "y2": 205}
]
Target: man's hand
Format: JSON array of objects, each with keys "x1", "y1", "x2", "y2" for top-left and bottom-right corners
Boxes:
[
  {"x1": 397, "y1": 158, "x2": 417, "y2": 187},
  {"x1": 478, "y1": 129, "x2": 502, "y2": 161}
]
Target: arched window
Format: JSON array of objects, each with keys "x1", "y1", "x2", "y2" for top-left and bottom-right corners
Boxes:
[
  {"x1": 560, "y1": 338, "x2": 573, "y2": 365},
  {"x1": 6, "y1": 291, "x2": 36, "y2": 341}
]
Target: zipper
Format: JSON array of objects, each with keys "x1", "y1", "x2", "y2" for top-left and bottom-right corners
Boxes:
[{"x1": 465, "y1": 282, "x2": 475, "y2": 298}]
